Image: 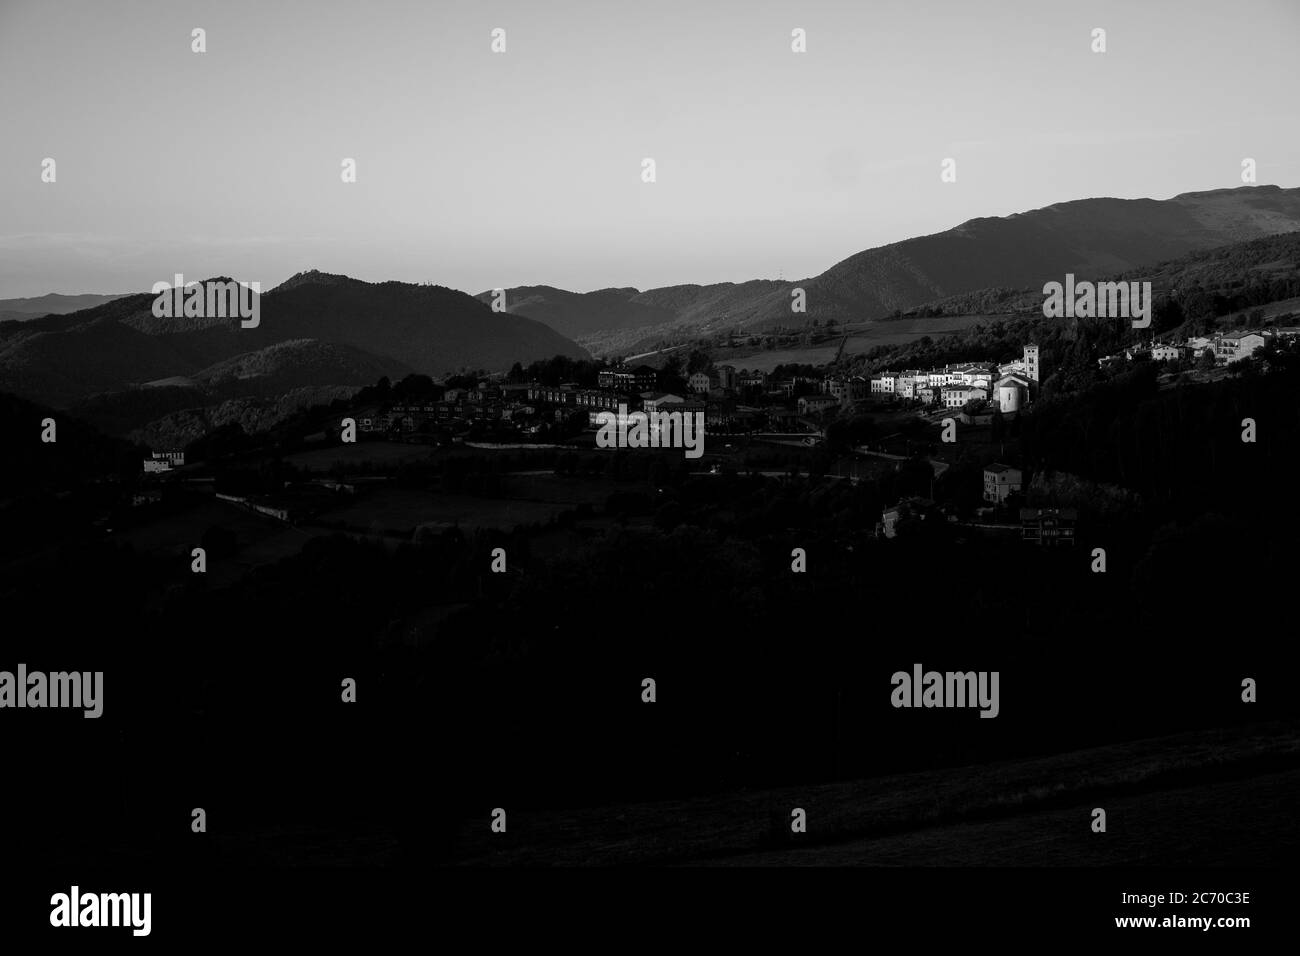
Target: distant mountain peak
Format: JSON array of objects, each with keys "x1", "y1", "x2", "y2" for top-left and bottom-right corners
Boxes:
[
  {"x1": 1171, "y1": 184, "x2": 1282, "y2": 200},
  {"x1": 270, "y1": 269, "x2": 353, "y2": 293}
]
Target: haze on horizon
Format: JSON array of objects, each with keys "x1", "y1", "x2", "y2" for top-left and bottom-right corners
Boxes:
[{"x1": 1, "y1": 0, "x2": 1297, "y2": 300}]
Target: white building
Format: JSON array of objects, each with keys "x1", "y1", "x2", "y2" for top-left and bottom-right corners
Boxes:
[
  {"x1": 798, "y1": 395, "x2": 839, "y2": 414},
  {"x1": 983, "y1": 463, "x2": 1023, "y2": 503},
  {"x1": 994, "y1": 374, "x2": 1030, "y2": 413},
  {"x1": 942, "y1": 384, "x2": 989, "y2": 408},
  {"x1": 1216, "y1": 331, "x2": 1266, "y2": 364},
  {"x1": 1023, "y1": 344, "x2": 1040, "y2": 383},
  {"x1": 999, "y1": 344, "x2": 1040, "y2": 383},
  {"x1": 642, "y1": 392, "x2": 686, "y2": 414}
]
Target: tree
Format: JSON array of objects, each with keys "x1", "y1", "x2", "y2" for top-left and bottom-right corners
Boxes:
[
  {"x1": 658, "y1": 356, "x2": 687, "y2": 394},
  {"x1": 686, "y1": 349, "x2": 713, "y2": 375},
  {"x1": 991, "y1": 407, "x2": 1005, "y2": 442},
  {"x1": 1196, "y1": 349, "x2": 1217, "y2": 372},
  {"x1": 1159, "y1": 296, "x2": 1191, "y2": 334}
]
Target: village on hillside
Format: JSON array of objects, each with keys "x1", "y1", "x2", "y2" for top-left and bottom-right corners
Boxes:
[{"x1": 127, "y1": 309, "x2": 1300, "y2": 559}]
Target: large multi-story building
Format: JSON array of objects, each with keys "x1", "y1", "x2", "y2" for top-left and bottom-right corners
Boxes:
[
  {"x1": 798, "y1": 395, "x2": 839, "y2": 415},
  {"x1": 642, "y1": 392, "x2": 686, "y2": 414},
  {"x1": 842, "y1": 376, "x2": 870, "y2": 404},
  {"x1": 942, "y1": 384, "x2": 989, "y2": 408},
  {"x1": 598, "y1": 364, "x2": 658, "y2": 392},
  {"x1": 1020, "y1": 507, "x2": 1077, "y2": 545},
  {"x1": 880, "y1": 497, "x2": 935, "y2": 538},
  {"x1": 983, "y1": 463, "x2": 1022, "y2": 503},
  {"x1": 143, "y1": 451, "x2": 185, "y2": 474},
  {"x1": 527, "y1": 384, "x2": 572, "y2": 404},
  {"x1": 1215, "y1": 331, "x2": 1266, "y2": 364}
]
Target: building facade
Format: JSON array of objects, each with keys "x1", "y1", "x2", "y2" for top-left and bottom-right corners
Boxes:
[{"x1": 983, "y1": 463, "x2": 1023, "y2": 503}]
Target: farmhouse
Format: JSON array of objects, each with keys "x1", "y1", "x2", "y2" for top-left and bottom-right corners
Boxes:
[
  {"x1": 797, "y1": 395, "x2": 838, "y2": 414},
  {"x1": 983, "y1": 463, "x2": 1022, "y2": 503},
  {"x1": 1216, "y1": 331, "x2": 1266, "y2": 364}
]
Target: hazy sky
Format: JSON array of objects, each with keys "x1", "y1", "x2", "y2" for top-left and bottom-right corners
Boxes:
[{"x1": 1, "y1": 0, "x2": 1297, "y2": 298}]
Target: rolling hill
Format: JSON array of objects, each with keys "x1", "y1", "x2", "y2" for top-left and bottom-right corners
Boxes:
[
  {"x1": 190, "y1": 338, "x2": 416, "y2": 393},
  {"x1": 66, "y1": 338, "x2": 419, "y2": 437},
  {"x1": 0, "y1": 292, "x2": 130, "y2": 323},
  {"x1": 471, "y1": 286, "x2": 676, "y2": 338},
  {"x1": 483, "y1": 185, "x2": 1300, "y2": 350},
  {"x1": 0, "y1": 272, "x2": 588, "y2": 408}
]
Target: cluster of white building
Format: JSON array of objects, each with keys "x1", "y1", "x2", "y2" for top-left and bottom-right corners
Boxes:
[
  {"x1": 142, "y1": 451, "x2": 185, "y2": 474},
  {"x1": 1102, "y1": 327, "x2": 1300, "y2": 368},
  {"x1": 863, "y1": 345, "x2": 1041, "y2": 414}
]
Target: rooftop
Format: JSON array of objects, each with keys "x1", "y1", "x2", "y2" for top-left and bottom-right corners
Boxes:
[{"x1": 1020, "y1": 507, "x2": 1079, "y2": 520}]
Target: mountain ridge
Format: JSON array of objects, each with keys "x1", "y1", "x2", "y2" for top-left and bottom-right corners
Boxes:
[
  {"x1": 483, "y1": 185, "x2": 1300, "y2": 350},
  {"x1": 0, "y1": 274, "x2": 587, "y2": 407}
]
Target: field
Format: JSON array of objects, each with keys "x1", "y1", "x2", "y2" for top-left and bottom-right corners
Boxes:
[
  {"x1": 316, "y1": 474, "x2": 623, "y2": 535},
  {"x1": 159, "y1": 720, "x2": 1299, "y2": 866},
  {"x1": 284, "y1": 441, "x2": 438, "y2": 472},
  {"x1": 318, "y1": 488, "x2": 560, "y2": 534},
  {"x1": 113, "y1": 498, "x2": 288, "y2": 558},
  {"x1": 449, "y1": 720, "x2": 1300, "y2": 866},
  {"x1": 1245, "y1": 295, "x2": 1300, "y2": 322},
  {"x1": 718, "y1": 314, "x2": 994, "y2": 372},
  {"x1": 111, "y1": 498, "x2": 326, "y2": 586}
]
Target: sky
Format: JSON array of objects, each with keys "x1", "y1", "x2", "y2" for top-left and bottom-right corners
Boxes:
[{"x1": 1, "y1": 0, "x2": 1297, "y2": 299}]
